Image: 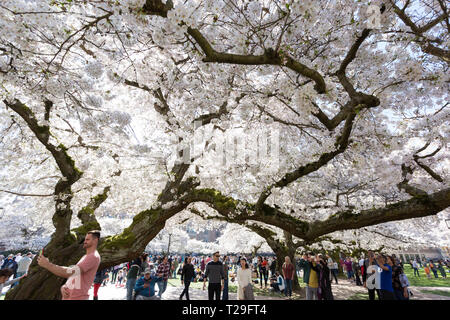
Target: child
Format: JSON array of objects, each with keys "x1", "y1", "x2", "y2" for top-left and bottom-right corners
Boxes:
[
  {"x1": 116, "y1": 270, "x2": 124, "y2": 287},
  {"x1": 424, "y1": 264, "x2": 431, "y2": 279}
]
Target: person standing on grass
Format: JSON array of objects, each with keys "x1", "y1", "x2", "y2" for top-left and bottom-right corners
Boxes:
[
  {"x1": 38, "y1": 230, "x2": 101, "y2": 300},
  {"x1": 412, "y1": 260, "x2": 420, "y2": 277},
  {"x1": 437, "y1": 261, "x2": 446, "y2": 278},
  {"x1": 424, "y1": 264, "x2": 431, "y2": 279},
  {"x1": 429, "y1": 260, "x2": 439, "y2": 278},
  {"x1": 282, "y1": 256, "x2": 295, "y2": 298},
  {"x1": 203, "y1": 251, "x2": 225, "y2": 300},
  {"x1": 180, "y1": 257, "x2": 195, "y2": 300},
  {"x1": 237, "y1": 258, "x2": 252, "y2": 300}
]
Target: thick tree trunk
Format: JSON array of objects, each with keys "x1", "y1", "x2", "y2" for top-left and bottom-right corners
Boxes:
[{"x1": 5, "y1": 239, "x2": 84, "y2": 300}]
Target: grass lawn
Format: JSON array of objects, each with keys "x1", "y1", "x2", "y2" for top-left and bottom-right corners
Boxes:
[
  {"x1": 402, "y1": 265, "x2": 450, "y2": 287},
  {"x1": 420, "y1": 289, "x2": 450, "y2": 297},
  {"x1": 347, "y1": 292, "x2": 370, "y2": 300}
]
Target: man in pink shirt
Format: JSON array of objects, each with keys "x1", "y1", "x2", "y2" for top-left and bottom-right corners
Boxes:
[{"x1": 38, "y1": 230, "x2": 101, "y2": 300}]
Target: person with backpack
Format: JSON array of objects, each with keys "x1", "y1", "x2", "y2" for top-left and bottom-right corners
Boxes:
[{"x1": 126, "y1": 256, "x2": 143, "y2": 300}]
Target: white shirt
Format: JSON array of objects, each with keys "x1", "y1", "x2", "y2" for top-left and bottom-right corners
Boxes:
[
  {"x1": 237, "y1": 268, "x2": 252, "y2": 300},
  {"x1": 277, "y1": 275, "x2": 285, "y2": 291},
  {"x1": 412, "y1": 261, "x2": 418, "y2": 268},
  {"x1": 15, "y1": 256, "x2": 22, "y2": 263},
  {"x1": 359, "y1": 258, "x2": 365, "y2": 267}
]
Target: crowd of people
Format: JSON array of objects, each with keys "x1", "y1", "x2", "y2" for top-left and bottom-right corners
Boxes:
[{"x1": 1, "y1": 243, "x2": 449, "y2": 301}]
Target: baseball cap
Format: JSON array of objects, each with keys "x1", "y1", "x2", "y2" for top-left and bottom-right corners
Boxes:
[{"x1": 144, "y1": 268, "x2": 151, "y2": 274}]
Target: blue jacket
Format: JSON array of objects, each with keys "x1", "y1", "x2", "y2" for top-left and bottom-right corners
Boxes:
[
  {"x1": 1, "y1": 259, "x2": 17, "y2": 272},
  {"x1": 134, "y1": 275, "x2": 161, "y2": 297}
]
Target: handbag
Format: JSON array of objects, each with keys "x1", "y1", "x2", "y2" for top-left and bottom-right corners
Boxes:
[{"x1": 244, "y1": 284, "x2": 255, "y2": 300}]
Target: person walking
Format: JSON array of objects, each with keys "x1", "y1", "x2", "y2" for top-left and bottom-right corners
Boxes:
[
  {"x1": 282, "y1": 256, "x2": 295, "y2": 298},
  {"x1": 93, "y1": 268, "x2": 107, "y2": 300},
  {"x1": 203, "y1": 251, "x2": 225, "y2": 300},
  {"x1": 179, "y1": 257, "x2": 195, "y2": 300},
  {"x1": 126, "y1": 256, "x2": 143, "y2": 300},
  {"x1": 237, "y1": 258, "x2": 253, "y2": 300},
  {"x1": 37, "y1": 230, "x2": 101, "y2": 300},
  {"x1": 156, "y1": 256, "x2": 171, "y2": 298},
  {"x1": 429, "y1": 260, "x2": 439, "y2": 278},
  {"x1": 172, "y1": 256, "x2": 179, "y2": 279},
  {"x1": 111, "y1": 264, "x2": 120, "y2": 284},
  {"x1": 412, "y1": 260, "x2": 420, "y2": 277}
]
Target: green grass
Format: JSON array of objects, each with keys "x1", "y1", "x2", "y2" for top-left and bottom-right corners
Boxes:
[
  {"x1": 347, "y1": 292, "x2": 370, "y2": 300},
  {"x1": 402, "y1": 265, "x2": 450, "y2": 287},
  {"x1": 420, "y1": 289, "x2": 450, "y2": 297}
]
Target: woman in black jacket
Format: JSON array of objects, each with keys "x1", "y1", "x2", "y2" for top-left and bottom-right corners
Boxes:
[
  {"x1": 317, "y1": 255, "x2": 334, "y2": 300},
  {"x1": 179, "y1": 257, "x2": 195, "y2": 300}
]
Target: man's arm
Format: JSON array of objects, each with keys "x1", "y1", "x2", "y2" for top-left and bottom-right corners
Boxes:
[{"x1": 37, "y1": 256, "x2": 74, "y2": 279}]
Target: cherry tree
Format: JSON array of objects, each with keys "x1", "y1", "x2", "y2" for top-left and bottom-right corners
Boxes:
[{"x1": 0, "y1": 0, "x2": 448, "y2": 299}]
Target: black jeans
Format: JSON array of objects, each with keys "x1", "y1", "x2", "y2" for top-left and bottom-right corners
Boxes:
[
  {"x1": 379, "y1": 289, "x2": 395, "y2": 300},
  {"x1": 180, "y1": 281, "x2": 191, "y2": 300},
  {"x1": 208, "y1": 283, "x2": 221, "y2": 300},
  {"x1": 259, "y1": 267, "x2": 268, "y2": 287},
  {"x1": 331, "y1": 269, "x2": 338, "y2": 284},
  {"x1": 368, "y1": 288, "x2": 381, "y2": 300}
]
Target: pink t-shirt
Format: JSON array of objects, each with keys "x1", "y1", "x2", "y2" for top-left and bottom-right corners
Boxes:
[{"x1": 62, "y1": 251, "x2": 101, "y2": 300}]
